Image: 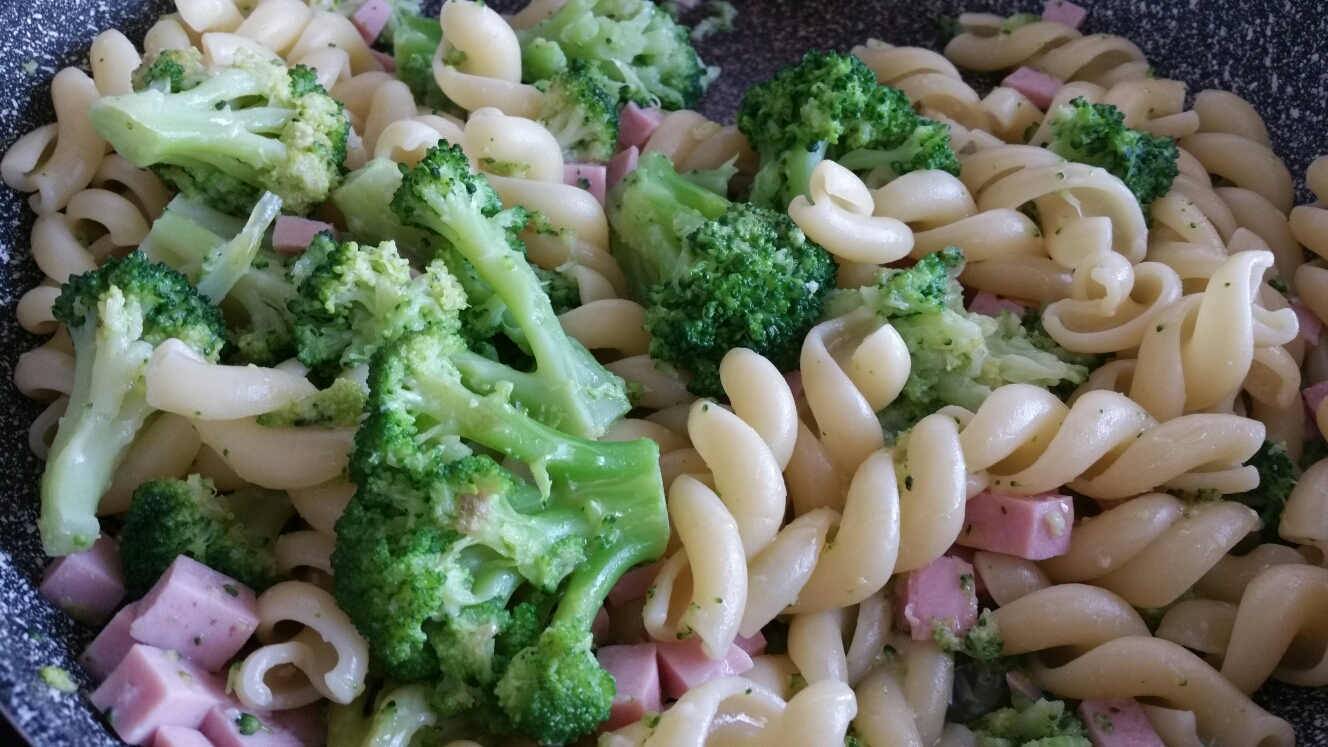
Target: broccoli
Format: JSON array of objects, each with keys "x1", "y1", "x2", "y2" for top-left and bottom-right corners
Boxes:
[
  {"x1": 91, "y1": 56, "x2": 349, "y2": 216},
  {"x1": 934, "y1": 609, "x2": 1004, "y2": 661},
  {"x1": 517, "y1": 0, "x2": 709, "y2": 109},
  {"x1": 607, "y1": 152, "x2": 837, "y2": 396},
  {"x1": 333, "y1": 328, "x2": 668, "y2": 743},
  {"x1": 1043, "y1": 97, "x2": 1179, "y2": 210},
  {"x1": 393, "y1": 10, "x2": 454, "y2": 112},
  {"x1": 829, "y1": 248, "x2": 1092, "y2": 434},
  {"x1": 690, "y1": 1, "x2": 737, "y2": 41},
  {"x1": 226, "y1": 254, "x2": 300, "y2": 366},
  {"x1": 971, "y1": 697, "x2": 1091, "y2": 747},
  {"x1": 391, "y1": 144, "x2": 631, "y2": 437},
  {"x1": 119, "y1": 474, "x2": 292, "y2": 596},
  {"x1": 738, "y1": 50, "x2": 959, "y2": 208},
  {"x1": 534, "y1": 265, "x2": 581, "y2": 315},
  {"x1": 289, "y1": 233, "x2": 468, "y2": 376},
  {"x1": 537, "y1": 61, "x2": 621, "y2": 163},
  {"x1": 256, "y1": 377, "x2": 367, "y2": 428},
  {"x1": 131, "y1": 48, "x2": 207, "y2": 93},
  {"x1": 39, "y1": 254, "x2": 225, "y2": 556},
  {"x1": 1231, "y1": 440, "x2": 1299, "y2": 543}
]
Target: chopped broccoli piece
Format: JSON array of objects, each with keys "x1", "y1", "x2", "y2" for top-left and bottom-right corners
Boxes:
[
  {"x1": 607, "y1": 152, "x2": 837, "y2": 396},
  {"x1": 41, "y1": 254, "x2": 226, "y2": 555},
  {"x1": 1002, "y1": 13, "x2": 1042, "y2": 33},
  {"x1": 534, "y1": 265, "x2": 581, "y2": 315},
  {"x1": 393, "y1": 11, "x2": 455, "y2": 113},
  {"x1": 1044, "y1": 98, "x2": 1179, "y2": 210},
  {"x1": 536, "y1": 61, "x2": 621, "y2": 163},
  {"x1": 256, "y1": 377, "x2": 368, "y2": 428},
  {"x1": 234, "y1": 713, "x2": 263, "y2": 736},
  {"x1": 1231, "y1": 440, "x2": 1299, "y2": 542},
  {"x1": 91, "y1": 57, "x2": 349, "y2": 216},
  {"x1": 120, "y1": 475, "x2": 293, "y2": 596},
  {"x1": 39, "y1": 666, "x2": 78, "y2": 694},
  {"x1": 934, "y1": 610, "x2": 1004, "y2": 661},
  {"x1": 835, "y1": 118, "x2": 962, "y2": 186},
  {"x1": 971, "y1": 698, "x2": 1090, "y2": 747},
  {"x1": 131, "y1": 48, "x2": 207, "y2": 93}
]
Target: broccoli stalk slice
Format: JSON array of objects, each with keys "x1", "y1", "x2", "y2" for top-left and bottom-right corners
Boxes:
[{"x1": 196, "y1": 191, "x2": 283, "y2": 301}]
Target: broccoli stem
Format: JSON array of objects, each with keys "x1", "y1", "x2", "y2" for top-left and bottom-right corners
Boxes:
[{"x1": 196, "y1": 191, "x2": 282, "y2": 302}]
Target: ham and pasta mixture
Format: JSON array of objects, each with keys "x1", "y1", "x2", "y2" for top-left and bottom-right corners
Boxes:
[{"x1": 5, "y1": 0, "x2": 1327, "y2": 745}]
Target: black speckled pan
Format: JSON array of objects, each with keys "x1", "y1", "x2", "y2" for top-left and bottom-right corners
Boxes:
[{"x1": 1, "y1": 1, "x2": 1325, "y2": 744}]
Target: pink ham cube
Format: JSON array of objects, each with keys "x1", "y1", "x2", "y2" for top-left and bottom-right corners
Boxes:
[
  {"x1": 607, "y1": 146, "x2": 640, "y2": 189},
  {"x1": 655, "y1": 639, "x2": 753, "y2": 700},
  {"x1": 269, "y1": 705, "x2": 325, "y2": 747},
  {"x1": 597, "y1": 644, "x2": 661, "y2": 731},
  {"x1": 40, "y1": 535, "x2": 125, "y2": 625},
  {"x1": 154, "y1": 726, "x2": 213, "y2": 747},
  {"x1": 1000, "y1": 67, "x2": 1063, "y2": 110},
  {"x1": 201, "y1": 705, "x2": 304, "y2": 747},
  {"x1": 1042, "y1": 0, "x2": 1088, "y2": 29},
  {"x1": 734, "y1": 631, "x2": 766, "y2": 657},
  {"x1": 957, "y1": 491, "x2": 1074, "y2": 560},
  {"x1": 1078, "y1": 699, "x2": 1165, "y2": 747},
  {"x1": 608, "y1": 561, "x2": 661, "y2": 607},
  {"x1": 618, "y1": 103, "x2": 665, "y2": 150},
  {"x1": 370, "y1": 49, "x2": 396, "y2": 73},
  {"x1": 1293, "y1": 302, "x2": 1322, "y2": 347},
  {"x1": 272, "y1": 216, "x2": 335, "y2": 254},
  {"x1": 968, "y1": 291, "x2": 1031, "y2": 317},
  {"x1": 81, "y1": 602, "x2": 139, "y2": 682},
  {"x1": 351, "y1": 0, "x2": 392, "y2": 44},
  {"x1": 90, "y1": 644, "x2": 227, "y2": 745},
  {"x1": 130, "y1": 556, "x2": 259, "y2": 672},
  {"x1": 565, "y1": 163, "x2": 607, "y2": 205},
  {"x1": 897, "y1": 555, "x2": 978, "y2": 641}
]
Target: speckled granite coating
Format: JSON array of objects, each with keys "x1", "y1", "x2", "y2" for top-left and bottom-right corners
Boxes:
[{"x1": 0, "y1": 1, "x2": 1324, "y2": 745}]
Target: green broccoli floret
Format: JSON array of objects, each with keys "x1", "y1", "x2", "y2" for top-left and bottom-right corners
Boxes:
[
  {"x1": 1044, "y1": 98, "x2": 1179, "y2": 210},
  {"x1": 934, "y1": 609, "x2": 1004, "y2": 661},
  {"x1": 226, "y1": 254, "x2": 299, "y2": 366},
  {"x1": 333, "y1": 329, "x2": 668, "y2": 743},
  {"x1": 971, "y1": 697, "x2": 1091, "y2": 747},
  {"x1": 120, "y1": 475, "x2": 292, "y2": 595},
  {"x1": 537, "y1": 62, "x2": 620, "y2": 163},
  {"x1": 40, "y1": 254, "x2": 225, "y2": 556},
  {"x1": 91, "y1": 56, "x2": 349, "y2": 216},
  {"x1": 256, "y1": 377, "x2": 367, "y2": 428},
  {"x1": 131, "y1": 48, "x2": 207, "y2": 93},
  {"x1": 391, "y1": 144, "x2": 630, "y2": 437},
  {"x1": 1231, "y1": 440, "x2": 1299, "y2": 542},
  {"x1": 517, "y1": 0, "x2": 709, "y2": 110},
  {"x1": 607, "y1": 152, "x2": 837, "y2": 396},
  {"x1": 534, "y1": 265, "x2": 581, "y2": 315},
  {"x1": 739, "y1": 50, "x2": 957, "y2": 208},
  {"x1": 393, "y1": 11, "x2": 455, "y2": 112},
  {"x1": 289, "y1": 233, "x2": 468, "y2": 375}
]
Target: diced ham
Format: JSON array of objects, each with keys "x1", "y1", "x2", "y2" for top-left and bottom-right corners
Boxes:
[
  {"x1": 956, "y1": 491, "x2": 1074, "y2": 560},
  {"x1": 656, "y1": 639, "x2": 754, "y2": 699},
  {"x1": 1293, "y1": 302, "x2": 1322, "y2": 347},
  {"x1": 90, "y1": 644, "x2": 227, "y2": 745},
  {"x1": 1078, "y1": 699, "x2": 1166, "y2": 747},
  {"x1": 39, "y1": 535, "x2": 125, "y2": 625},
  {"x1": 153, "y1": 726, "x2": 214, "y2": 747},
  {"x1": 130, "y1": 556, "x2": 260, "y2": 672},
  {"x1": 734, "y1": 631, "x2": 766, "y2": 657},
  {"x1": 269, "y1": 705, "x2": 325, "y2": 747},
  {"x1": 1042, "y1": 0, "x2": 1088, "y2": 29},
  {"x1": 592, "y1": 606, "x2": 611, "y2": 645},
  {"x1": 608, "y1": 561, "x2": 662, "y2": 607},
  {"x1": 81, "y1": 602, "x2": 139, "y2": 682},
  {"x1": 1000, "y1": 67, "x2": 1064, "y2": 110},
  {"x1": 565, "y1": 163, "x2": 607, "y2": 205},
  {"x1": 897, "y1": 555, "x2": 978, "y2": 640},
  {"x1": 607, "y1": 596, "x2": 650, "y2": 645},
  {"x1": 351, "y1": 0, "x2": 392, "y2": 44},
  {"x1": 201, "y1": 705, "x2": 303, "y2": 747},
  {"x1": 597, "y1": 644, "x2": 661, "y2": 731},
  {"x1": 947, "y1": 547, "x2": 988, "y2": 598},
  {"x1": 617, "y1": 103, "x2": 665, "y2": 150},
  {"x1": 607, "y1": 146, "x2": 640, "y2": 190},
  {"x1": 1303, "y1": 380, "x2": 1328, "y2": 418},
  {"x1": 370, "y1": 49, "x2": 396, "y2": 73},
  {"x1": 272, "y1": 216, "x2": 335, "y2": 254}
]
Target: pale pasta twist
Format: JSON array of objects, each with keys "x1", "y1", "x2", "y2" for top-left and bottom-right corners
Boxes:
[
  {"x1": 945, "y1": 16, "x2": 1149, "y2": 88},
  {"x1": 788, "y1": 160, "x2": 914, "y2": 268},
  {"x1": 643, "y1": 109, "x2": 757, "y2": 176},
  {"x1": 1, "y1": 67, "x2": 106, "y2": 215},
  {"x1": 433, "y1": 0, "x2": 543, "y2": 117}
]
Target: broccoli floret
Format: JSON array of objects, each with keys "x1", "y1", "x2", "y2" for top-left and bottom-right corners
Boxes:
[
  {"x1": 739, "y1": 51, "x2": 958, "y2": 208},
  {"x1": 257, "y1": 377, "x2": 367, "y2": 428},
  {"x1": 517, "y1": 0, "x2": 709, "y2": 110},
  {"x1": 608, "y1": 152, "x2": 836, "y2": 396},
  {"x1": 971, "y1": 698, "x2": 1090, "y2": 747},
  {"x1": 537, "y1": 62, "x2": 620, "y2": 163},
  {"x1": 131, "y1": 48, "x2": 207, "y2": 93},
  {"x1": 289, "y1": 233, "x2": 468, "y2": 375},
  {"x1": 393, "y1": 11, "x2": 455, "y2": 113},
  {"x1": 534, "y1": 265, "x2": 581, "y2": 315},
  {"x1": 226, "y1": 254, "x2": 299, "y2": 366},
  {"x1": 40, "y1": 254, "x2": 226, "y2": 556},
  {"x1": 1044, "y1": 98, "x2": 1179, "y2": 210},
  {"x1": 91, "y1": 56, "x2": 349, "y2": 216},
  {"x1": 1231, "y1": 440, "x2": 1299, "y2": 542},
  {"x1": 391, "y1": 144, "x2": 630, "y2": 437},
  {"x1": 934, "y1": 610, "x2": 1004, "y2": 661},
  {"x1": 120, "y1": 475, "x2": 293, "y2": 596}
]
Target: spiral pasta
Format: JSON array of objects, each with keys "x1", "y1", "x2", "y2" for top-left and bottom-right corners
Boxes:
[
  {"x1": 945, "y1": 15, "x2": 1148, "y2": 88},
  {"x1": 433, "y1": 0, "x2": 542, "y2": 117}
]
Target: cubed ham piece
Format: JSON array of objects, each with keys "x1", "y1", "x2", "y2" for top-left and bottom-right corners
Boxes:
[
  {"x1": 656, "y1": 639, "x2": 754, "y2": 699},
  {"x1": 272, "y1": 216, "x2": 334, "y2": 254},
  {"x1": 1000, "y1": 67, "x2": 1064, "y2": 110},
  {"x1": 90, "y1": 644, "x2": 227, "y2": 745},
  {"x1": 351, "y1": 0, "x2": 392, "y2": 44},
  {"x1": 1042, "y1": 0, "x2": 1088, "y2": 29},
  {"x1": 40, "y1": 535, "x2": 125, "y2": 625},
  {"x1": 1293, "y1": 302, "x2": 1322, "y2": 347},
  {"x1": 597, "y1": 644, "x2": 661, "y2": 731},
  {"x1": 607, "y1": 596, "x2": 650, "y2": 644},
  {"x1": 81, "y1": 602, "x2": 139, "y2": 682},
  {"x1": 734, "y1": 631, "x2": 766, "y2": 657},
  {"x1": 592, "y1": 606, "x2": 611, "y2": 645},
  {"x1": 957, "y1": 491, "x2": 1074, "y2": 560},
  {"x1": 269, "y1": 705, "x2": 325, "y2": 747},
  {"x1": 370, "y1": 49, "x2": 396, "y2": 73},
  {"x1": 897, "y1": 555, "x2": 978, "y2": 640},
  {"x1": 1303, "y1": 380, "x2": 1328, "y2": 418},
  {"x1": 201, "y1": 706, "x2": 304, "y2": 747},
  {"x1": 608, "y1": 561, "x2": 662, "y2": 607},
  {"x1": 153, "y1": 726, "x2": 214, "y2": 747},
  {"x1": 565, "y1": 163, "x2": 607, "y2": 205},
  {"x1": 130, "y1": 556, "x2": 259, "y2": 672},
  {"x1": 607, "y1": 146, "x2": 640, "y2": 189},
  {"x1": 1078, "y1": 699, "x2": 1166, "y2": 747},
  {"x1": 617, "y1": 103, "x2": 665, "y2": 150}
]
